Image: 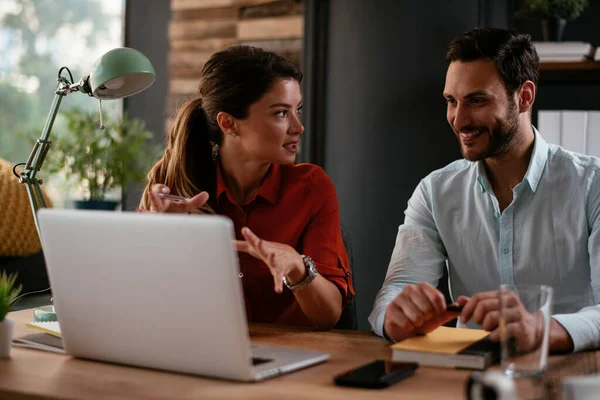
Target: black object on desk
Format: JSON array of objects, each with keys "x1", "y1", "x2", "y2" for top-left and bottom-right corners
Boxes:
[{"x1": 333, "y1": 360, "x2": 418, "y2": 389}]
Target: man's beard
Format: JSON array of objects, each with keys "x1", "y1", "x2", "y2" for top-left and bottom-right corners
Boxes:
[{"x1": 458, "y1": 100, "x2": 519, "y2": 162}]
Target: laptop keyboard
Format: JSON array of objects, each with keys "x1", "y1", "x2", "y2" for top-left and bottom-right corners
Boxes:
[{"x1": 252, "y1": 357, "x2": 272, "y2": 366}]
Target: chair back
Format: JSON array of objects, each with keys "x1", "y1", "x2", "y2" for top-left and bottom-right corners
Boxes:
[{"x1": 334, "y1": 223, "x2": 358, "y2": 330}]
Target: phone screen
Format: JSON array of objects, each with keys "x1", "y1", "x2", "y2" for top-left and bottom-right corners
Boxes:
[{"x1": 334, "y1": 360, "x2": 418, "y2": 388}]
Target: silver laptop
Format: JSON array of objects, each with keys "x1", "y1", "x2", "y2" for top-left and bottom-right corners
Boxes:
[{"x1": 37, "y1": 209, "x2": 330, "y2": 381}]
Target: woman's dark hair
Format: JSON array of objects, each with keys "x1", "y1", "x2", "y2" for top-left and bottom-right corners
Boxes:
[
  {"x1": 445, "y1": 28, "x2": 539, "y2": 97},
  {"x1": 140, "y1": 46, "x2": 302, "y2": 213}
]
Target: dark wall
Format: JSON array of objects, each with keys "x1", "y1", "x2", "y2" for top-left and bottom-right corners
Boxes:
[
  {"x1": 123, "y1": 0, "x2": 170, "y2": 210},
  {"x1": 320, "y1": 0, "x2": 501, "y2": 331}
]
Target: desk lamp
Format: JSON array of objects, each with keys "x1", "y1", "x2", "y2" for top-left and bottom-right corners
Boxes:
[{"x1": 13, "y1": 48, "x2": 155, "y2": 319}]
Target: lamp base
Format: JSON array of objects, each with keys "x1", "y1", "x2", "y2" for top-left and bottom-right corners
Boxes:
[{"x1": 33, "y1": 305, "x2": 57, "y2": 322}]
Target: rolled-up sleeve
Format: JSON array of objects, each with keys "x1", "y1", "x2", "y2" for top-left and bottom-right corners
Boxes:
[
  {"x1": 300, "y1": 169, "x2": 354, "y2": 304},
  {"x1": 368, "y1": 178, "x2": 447, "y2": 338}
]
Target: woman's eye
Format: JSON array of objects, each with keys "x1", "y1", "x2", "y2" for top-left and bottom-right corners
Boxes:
[
  {"x1": 297, "y1": 106, "x2": 303, "y2": 115},
  {"x1": 275, "y1": 110, "x2": 288, "y2": 117}
]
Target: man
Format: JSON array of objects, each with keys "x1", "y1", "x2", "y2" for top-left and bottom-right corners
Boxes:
[{"x1": 369, "y1": 28, "x2": 600, "y2": 353}]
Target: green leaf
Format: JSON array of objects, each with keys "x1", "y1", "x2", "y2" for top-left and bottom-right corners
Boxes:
[
  {"x1": 40, "y1": 108, "x2": 162, "y2": 201},
  {"x1": 0, "y1": 271, "x2": 23, "y2": 321}
]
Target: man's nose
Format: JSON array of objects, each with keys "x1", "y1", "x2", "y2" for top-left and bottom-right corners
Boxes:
[{"x1": 452, "y1": 104, "x2": 472, "y2": 132}]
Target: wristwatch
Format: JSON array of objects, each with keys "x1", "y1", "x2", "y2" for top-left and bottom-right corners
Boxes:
[{"x1": 283, "y1": 255, "x2": 318, "y2": 292}]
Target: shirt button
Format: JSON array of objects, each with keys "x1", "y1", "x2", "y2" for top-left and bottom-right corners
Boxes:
[
  {"x1": 494, "y1": 211, "x2": 500, "y2": 218},
  {"x1": 502, "y1": 248, "x2": 509, "y2": 254},
  {"x1": 239, "y1": 272, "x2": 244, "y2": 278}
]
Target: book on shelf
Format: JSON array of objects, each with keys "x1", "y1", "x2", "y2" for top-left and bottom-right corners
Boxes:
[
  {"x1": 390, "y1": 326, "x2": 500, "y2": 370},
  {"x1": 539, "y1": 55, "x2": 590, "y2": 63},
  {"x1": 534, "y1": 41, "x2": 596, "y2": 62}
]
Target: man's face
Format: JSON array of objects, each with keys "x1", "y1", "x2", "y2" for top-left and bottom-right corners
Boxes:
[{"x1": 443, "y1": 60, "x2": 520, "y2": 161}]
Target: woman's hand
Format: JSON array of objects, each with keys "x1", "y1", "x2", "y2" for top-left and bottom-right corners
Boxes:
[
  {"x1": 236, "y1": 227, "x2": 306, "y2": 293},
  {"x1": 147, "y1": 184, "x2": 209, "y2": 213}
]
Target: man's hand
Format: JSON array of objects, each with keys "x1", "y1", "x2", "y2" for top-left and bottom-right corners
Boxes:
[
  {"x1": 384, "y1": 282, "x2": 465, "y2": 342},
  {"x1": 459, "y1": 290, "x2": 544, "y2": 352}
]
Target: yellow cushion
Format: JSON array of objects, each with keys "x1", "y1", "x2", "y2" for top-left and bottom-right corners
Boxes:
[{"x1": 0, "y1": 158, "x2": 52, "y2": 257}]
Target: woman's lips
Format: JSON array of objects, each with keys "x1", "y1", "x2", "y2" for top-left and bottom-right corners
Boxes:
[{"x1": 283, "y1": 142, "x2": 298, "y2": 153}]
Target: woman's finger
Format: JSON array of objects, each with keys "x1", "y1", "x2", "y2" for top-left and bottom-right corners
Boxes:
[
  {"x1": 151, "y1": 184, "x2": 170, "y2": 194},
  {"x1": 241, "y1": 227, "x2": 270, "y2": 259},
  {"x1": 149, "y1": 191, "x2": 169, "y2": 212},
  {"x1": 272, "y1": 268, "x2": 284, "y2": 293},
  {"x1": 235, "y1": 240, "x2": 250, "y2": 253},
  {"x1": 186, "y1": 192, "x2": 210, "y2": 211}
]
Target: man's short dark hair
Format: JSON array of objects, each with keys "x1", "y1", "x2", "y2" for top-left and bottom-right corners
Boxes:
[{"x1": 445, "y1": 28, "x2": 539, "y2": 96}]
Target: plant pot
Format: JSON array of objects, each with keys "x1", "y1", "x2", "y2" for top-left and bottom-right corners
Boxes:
[
  {"x1": 74, "y1": 200, "x2": 119, "y2": 211},
  {"x1": 541, "y1": 17, "x2": 567, "y2": 41},
  {"x1": 0, "y1": 318, "x2": 14, "y2": 359}
]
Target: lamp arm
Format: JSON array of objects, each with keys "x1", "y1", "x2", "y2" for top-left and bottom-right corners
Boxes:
[{"x1": 17, "y1": 77, "x2": 72, "y2": 238}]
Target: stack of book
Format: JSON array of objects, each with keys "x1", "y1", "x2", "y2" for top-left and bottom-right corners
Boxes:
[
  {"x1": 391, "y1": 326, "x2": 500, "y2": 370},
  {"x1": 533, "y1": 41, "x2": 596, "y2": 62}
]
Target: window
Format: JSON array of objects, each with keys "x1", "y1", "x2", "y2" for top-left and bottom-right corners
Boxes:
[{"x1": 0, "y1": 0, "x2": 124, "y2": 206}]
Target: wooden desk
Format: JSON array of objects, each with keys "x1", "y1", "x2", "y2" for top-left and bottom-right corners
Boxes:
[{"x1": 0, "y1": 309, "x2": 470, "y2": 399}]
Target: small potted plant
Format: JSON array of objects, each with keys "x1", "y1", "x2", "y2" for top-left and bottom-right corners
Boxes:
[
  {"x1": 44, "y1": 109, "x2": 160, "y2": 210},
  {"x1": 0, "y1": 271, "x2": 22, "y2": 358},
  {"x1": 516, "y1": 0, "x2": 590, "y2": 41}
]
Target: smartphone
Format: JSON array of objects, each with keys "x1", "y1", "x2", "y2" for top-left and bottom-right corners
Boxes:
[
  {"x1": 446, "y1": 304, "x2": 464, "y2": 313},
  {"x1": 333, "y1": 360, "x2": 418, "y2": 389},
  {"x1": 157, "y1": 192, "x2": 191, "y2": 201}
]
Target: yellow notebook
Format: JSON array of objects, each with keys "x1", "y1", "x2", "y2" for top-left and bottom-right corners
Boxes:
[
  {"x1": 391, "y1": 326, "x2": 499, "y2": 370},
  {"x1": 26, "y1": 321, "x2": 62, "y2": 338}
]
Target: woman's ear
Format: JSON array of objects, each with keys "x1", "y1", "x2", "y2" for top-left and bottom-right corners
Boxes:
[
  {"x1": 216, "y1": 111, "x2": 238, "y2": 136},
  {"x1": 517, "y1": 80, "x2": 536, "y2": 114}
]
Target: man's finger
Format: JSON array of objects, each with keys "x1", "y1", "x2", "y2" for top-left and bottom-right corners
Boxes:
[
  {"x1": 481, "y1": 310, "x2": 500, "y2": 331},
  {"x1": 385, "y1": 304, "x2": 415, "y2": 339},
  {"x1": 419, "y1": 283, "x2": 447, "y2": 316},
  {"x1": 397, "y1": 296, "x2": 425, "y2": 327},
  {"x1": 460, "y1": 291, "x2": 497, "y2": 323},
  {"x1": 472, "y1": 298, "x2": 499, "y2": 325}
]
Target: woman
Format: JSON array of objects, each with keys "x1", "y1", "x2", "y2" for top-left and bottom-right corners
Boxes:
[{"x1": 140, "y1": 46, "x2": 353, "y2": 329}]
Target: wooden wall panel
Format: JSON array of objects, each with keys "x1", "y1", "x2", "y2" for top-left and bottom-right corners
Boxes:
[{"x1": 166, "y1": 0, "x2": 304, "y2": 133}]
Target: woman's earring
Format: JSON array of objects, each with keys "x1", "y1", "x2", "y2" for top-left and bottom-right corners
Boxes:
[{"x1": 231, "y1": 131, "x2": 237, "y2": 137}]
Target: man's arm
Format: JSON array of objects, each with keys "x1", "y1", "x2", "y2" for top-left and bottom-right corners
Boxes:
[
  {"x1": 368, "y1": 178, "x2": 448, "y2": 338},
  {"x1": 552, "y1": 170, "x2": 600, "y2": 352}
]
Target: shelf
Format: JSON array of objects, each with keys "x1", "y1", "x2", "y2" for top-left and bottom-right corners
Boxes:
[
  {"x1": 539, "y1": 61, "x2": 600, "y2": 85},
  {"x1": 540, "y1": 61, "x2": 600, "y2": 71}
]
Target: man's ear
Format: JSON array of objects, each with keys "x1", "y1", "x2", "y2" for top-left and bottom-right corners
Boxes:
[
  {"x1": 216, "y1": 111, "x2": 238, "y2": 136},
  {"x1": 517, "y1": 80, "x2": 536, "y2": 114}
]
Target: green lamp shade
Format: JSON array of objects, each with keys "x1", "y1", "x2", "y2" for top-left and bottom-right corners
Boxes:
[{"x1": 89, "y1": 47, "x2": 155, "y2": 100}]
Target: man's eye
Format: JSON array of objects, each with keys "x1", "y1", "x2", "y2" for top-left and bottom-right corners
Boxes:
[
  {"x1": 445, "y1": 98, "x2": 456, "y2": 105},
  {"x1": 471, "y1": 97, "x2": 486, "y2": 104}
]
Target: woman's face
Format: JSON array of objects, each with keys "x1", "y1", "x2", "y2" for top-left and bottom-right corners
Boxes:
[{"x1": 234, "y1": 79, "x2": 304, "y2": 165}]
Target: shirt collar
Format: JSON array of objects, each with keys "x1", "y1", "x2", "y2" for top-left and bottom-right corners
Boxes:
[
  {"x1": 522, "y1": 127, "x2": 549, "y2": 193},
  {"x1": 475, "y1": 127, "x2": 548, "y2": 194},
  {"x1": 216, "y1": 161, "x2": 282, "y2": 206}
]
